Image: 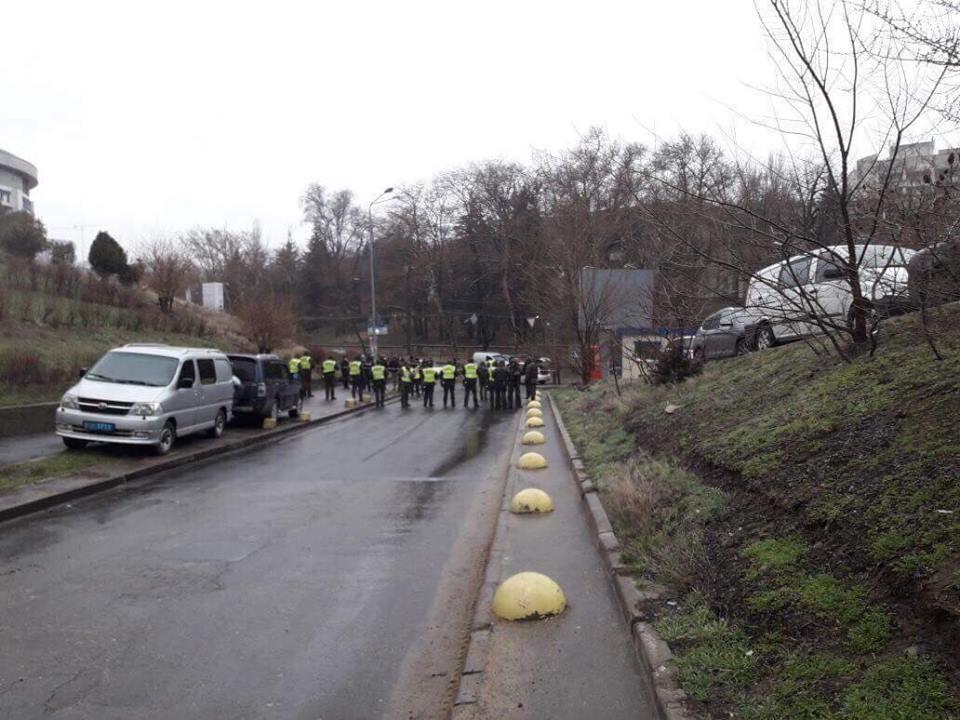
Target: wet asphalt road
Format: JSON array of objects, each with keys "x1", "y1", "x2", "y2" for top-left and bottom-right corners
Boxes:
[{"x1": 0, "y1": 403, "x2": 518, "y2": 720}]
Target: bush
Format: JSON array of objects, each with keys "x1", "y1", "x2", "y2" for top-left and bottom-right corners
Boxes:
[
  {"x1": 0, "y1": 351, "x2": 44, "y2": 385},
  {"x1": 653, "y1": 341, "x2": 702, "y2": 385},
  {"x1": 88, "y1": 231, "x2": 128, "y2": 278}
]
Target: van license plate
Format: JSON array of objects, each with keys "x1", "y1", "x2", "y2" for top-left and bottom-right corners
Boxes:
[{"x1": 83, "y1": 421, "x2": 115, "y2": 433}]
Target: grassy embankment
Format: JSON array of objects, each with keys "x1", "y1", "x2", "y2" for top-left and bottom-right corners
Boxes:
[
  {"x1": 554, "y1": 305, "x2": 960, "y2": 719},
  {"x1": 0, "y1": 287, "x2": 251, "y2": 406}
]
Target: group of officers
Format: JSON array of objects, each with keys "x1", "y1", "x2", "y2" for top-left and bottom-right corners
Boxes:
[{"x1": 296, "y1": 354, "x2": 541, "y2": 411}]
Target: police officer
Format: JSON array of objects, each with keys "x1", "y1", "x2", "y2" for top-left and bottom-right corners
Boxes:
[
  {"x1": 411, "y1": 361, "x2": 422, "y2": 398},
  {"x1": 371, "y1": 357, "x2": 387, "y2": 407},
  {"x1": 388, "y1": 356, "x2": 400, "y2": 390},
  {"x1": 340, "y1": 357, "x2": 350, "y2": 390},
  {"x1": 492, "y1": 360, "x2": 508, "y2": 410},
  {"x1": 299, "y1": 352, "x2": 313, "y2": 397},
  {"x1": 524, "y1": 358, "x2": 538, "y2": 401},
  {"x1": 507, "y1": 359, "x2": 522, "y2": 410},
  {"x1": 422, "y1": 361, "x2": 437, "y2": 408},
  {"x1": 400, "y1": 361, "x2": 412, "y2": 408},
  {"x1": 288, "y1": 355, "x2": 300, "y2": 380},
  {"x1": 477, "y1": 360, "x2": 489, "y2": 401},
  {"x1": 361, "y1": 355, "x2": 373, "y2": 397},
  {"x1": 322, "y1": 356, "x2": 338, "y2": 400},
  {"x1": 441, "y1": 359, "x2": 457, "y2": 409},
  {"x1": 462, "y1": 359, "x2": 479, "y2": 409},
  {"x1": 349, "y1": 355, "x2": 363, "y2": 399}
]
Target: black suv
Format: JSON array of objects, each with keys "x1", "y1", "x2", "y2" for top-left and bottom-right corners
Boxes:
[{"x1": 227, "y1": 354, "x2": 303, "y2": 422}]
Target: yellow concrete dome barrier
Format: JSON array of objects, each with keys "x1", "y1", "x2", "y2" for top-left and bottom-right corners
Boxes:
[
  {"x1": 492, "y1": 572, "x2": 567, "y2": 621},
  {"x1": 345, "y1": 399, "x2": 357, "y2": 408},
  {"x1": 527, "y1": 400, "x2": 542, "y2": 409},
  {"x1": 522, "y1": 430, "x2": 545, "y2": 445},
  {"x1": 518, "y1": 452, "x2": 547, "y2": 470},
  {"x1": 526, "y1": 416, "x2": 544, "y2": 428},
  {"x1": 511, "y1": 488, "x2": 554, "y2": 513},
  {"x1": 526, "y1": 408, "x2": 543, "y2": 418},
  {"x1": 299, "y1": 412, "x2": 312, "y2": 422}
]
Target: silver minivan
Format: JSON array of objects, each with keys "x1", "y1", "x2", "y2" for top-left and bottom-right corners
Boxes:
[{"x1": 56, "y1": 344, "x2": 234, "y2": 455}]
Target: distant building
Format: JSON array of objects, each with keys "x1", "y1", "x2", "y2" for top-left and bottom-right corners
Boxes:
[
  {"x1": 853, "y1": 139, "x2": 960, "y2": 193},
  {"x1": 186, "y1": 282, "x2": 226, "y2": 312},
  {"x1": 0, "y1": 148, "x2": 38, "y2": 214}
]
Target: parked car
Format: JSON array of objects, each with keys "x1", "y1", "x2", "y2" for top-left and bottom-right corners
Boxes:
[
  {"x1": 56, "y1": 344, "x2": 234, "y2": 455},
  {"x1": 472, "y1": 351, "x2": 509, "y2": 366},
  {"x1": 745, "y1": 244, "x2": 915, "y2": 349},
  {"x1": 690, "y1": 307, "x2": 752, "y2": 361},
  {"x1": 908, "y1": 239, "x2": 960, "y2": 308},
  {"x1": 227, "y1": 353, "x2": 303, "y2": 422},
  {"x1": 536, "y1": 357, "x2": 552, "y2": 384}
]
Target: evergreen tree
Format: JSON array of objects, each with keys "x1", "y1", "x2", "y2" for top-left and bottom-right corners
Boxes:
[{"x1": 88, "y1": 231, "x2": 128, "y2": 278}]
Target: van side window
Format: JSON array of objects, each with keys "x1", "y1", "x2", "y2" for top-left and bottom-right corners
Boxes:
[
  {"x1": 214, "y1": 358, "x2": 232, "y2": 382},
  {"x1": 197, "y1": 359, "x2": 217, "y2": 385},
  {"x1": 778, "y1": 257, "x2": 812, "y2": 287},
  {"x1": 178, "y1": 360, "x2": 196, "y2": 387}
]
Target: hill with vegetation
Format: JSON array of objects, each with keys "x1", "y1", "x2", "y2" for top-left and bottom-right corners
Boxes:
[
  {"x1": 0, "y1": 264, "x2": 253, "y2": 407},
  {"x1": 554, "y1": 305, "x2": 960, "y2": 719}
]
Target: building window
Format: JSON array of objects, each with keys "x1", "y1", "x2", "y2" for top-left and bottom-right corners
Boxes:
[
  {"x1": 20, "y1": 195, "x2": 33, "y2": 213},
  {"x1": 0, "y1": 189, "x2": 11, "y2": 207}
]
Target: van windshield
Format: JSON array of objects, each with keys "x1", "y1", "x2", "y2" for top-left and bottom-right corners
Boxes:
[{"x1": 86, "y1": 352, "x2": 180, "y2": 387}]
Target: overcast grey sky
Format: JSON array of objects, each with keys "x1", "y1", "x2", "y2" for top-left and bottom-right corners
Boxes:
[{"x1": 3, "y1": 1, "x2": 809, "y2": 257}]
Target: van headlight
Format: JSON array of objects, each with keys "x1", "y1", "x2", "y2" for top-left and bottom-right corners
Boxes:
[
  {"x1": 129, "y1": 402, "x2": 161, "y2": 417},
  {"x1": 60, "y1": 393, "x2": 79, "y2": 410}
]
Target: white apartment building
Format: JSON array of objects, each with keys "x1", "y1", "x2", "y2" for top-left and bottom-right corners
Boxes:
[{"x1": 0, "y1": 148, "x2": 38, "y2": 214}]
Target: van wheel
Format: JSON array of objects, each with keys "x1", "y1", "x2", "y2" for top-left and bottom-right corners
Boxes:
[
  {"x1": 208, "y1": 409, "x2": 226, "y2": 438},
  {"x1": 63, "y1": 437, "x2": 88, "y2": 450},
  {"x1": 156, "y1": 422, "x2": 175, "y2": 456},
  {"x1": 735, "y1": 338, "x2": 750, "y2": 356},
  {"x1": 289, "y1": 394, "x2": 303, "y2": 419},
  {"x1": 693, "y1": 348, "x2": 705, "y2": 363},
  {"x1": 271, "y1": 400, "x2": 281, "y2": 422},
  {"x1": 756, "y1": 324, "x2": 776, "y2": 351}
]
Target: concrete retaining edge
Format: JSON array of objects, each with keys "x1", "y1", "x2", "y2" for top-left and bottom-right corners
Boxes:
[
  {"x1": 0, "y1": 397, "x2": 398, "y2": 525},
  {"x1": 0, "y1": 401, "x2": 59, "y2": 439},
  {"x1": 548, "y1": 393, "x2": 693, "y2": 720}
]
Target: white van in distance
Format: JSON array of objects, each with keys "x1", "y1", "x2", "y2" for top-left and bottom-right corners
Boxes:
[{"x1": 56, "y1": 344, "x2": 234, "y2": 455}]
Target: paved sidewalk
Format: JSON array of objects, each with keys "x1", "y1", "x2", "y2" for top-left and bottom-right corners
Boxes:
[{"x1": 468, "y1": 396, "x2": 658, "y2": 719}]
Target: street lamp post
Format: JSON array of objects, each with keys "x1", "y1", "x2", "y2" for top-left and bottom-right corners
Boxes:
[{"x1": 367, "y1": 187, "x2": 394, "y2": 357}]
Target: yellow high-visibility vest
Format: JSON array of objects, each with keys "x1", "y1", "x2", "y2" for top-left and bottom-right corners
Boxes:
[
  {"x1": 322, "y1": 359, "x2": 337, "y2": 373},
  {"x1": 300, "y1": 356, "x2": 312, "y2": 369},
  {"x1": 464, "y1": 363, "x2": 478, "y2": 379},
  {"x1": 412, "y1": 366, "x2": 421, "y2": 380},
  {"x1": 349, "y1": 360, "x2": 362, "y2": 376},
  {"x1": 442, "y1": 365, "x2": 455, "y2": 380},
  {"x1": 372, "y1": 365, "x2": 386, "y2": 380},
  {"x1": 288, "y1": 358, "x2": 300, "y2": 374},
  {"x1": 423, "y1": 368, "x2": 437, "y2": 383},
  {"x1": 401, "y1": 367, "x2": 412, "y2": 383}
]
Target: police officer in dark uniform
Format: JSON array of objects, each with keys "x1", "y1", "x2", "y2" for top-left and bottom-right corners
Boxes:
[
  {"x1": 340, "y1": 357, "x2": 351, "y2": 390},
  {"x1": 477, "y1": 360, "x2": 489, "y2": 402},
  {"x1": 507, "y1": 359, "x2": 522, "y2": 409},
  {"x1": 524, "y1": 358, "x2": 538, "y2": 402},
  {"x1": 492, "y1": 360, "x2": 508, "y2": 410}
]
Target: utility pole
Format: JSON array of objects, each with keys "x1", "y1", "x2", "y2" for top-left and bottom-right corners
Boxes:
[{"x1": 367, "y1": 187, "x2": 394, "y2": 357}]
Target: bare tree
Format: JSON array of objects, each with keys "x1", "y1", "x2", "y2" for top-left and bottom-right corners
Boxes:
[
  {"x1": 236, "y1": 290, "x2": 298, "y2": 353},
  {"x1": 139, "y1": 238, "x2": 196, "y2": 313}
]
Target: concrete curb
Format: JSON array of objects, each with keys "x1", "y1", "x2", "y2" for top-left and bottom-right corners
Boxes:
[
  {"x1": 0, "y1": 396, "x2": 398, "y2": 525},
  {"x1": 548, "y1": 393, "x2": 693, "y2": 720},
  {"x1": 0, "y1": 401, "x2": 59, "y2": 439}
]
